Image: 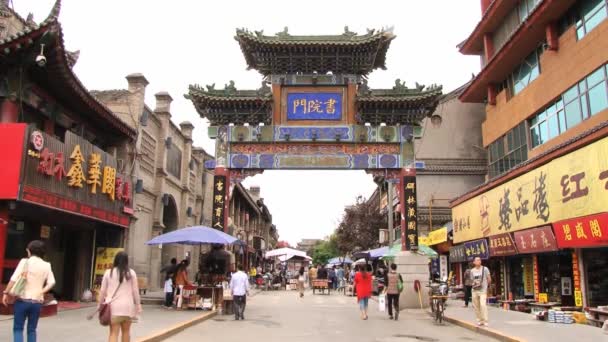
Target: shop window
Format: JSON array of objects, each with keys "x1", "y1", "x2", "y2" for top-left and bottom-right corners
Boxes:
[
  {"x1": 576, "y1": 0, "x2": 608, "y2": 40},
  {"x1": 492, "y1": 0, "x2": 541, "y2": 54},
  {"x1": 529, "y1": 63, "x2": 608, "y2": 148},
  {"x1": 584, "y1": 248, "x2": 608, "y2": 307},
  {"x1": 488, "y1": 122, "x2": 528, "y2": 179}
]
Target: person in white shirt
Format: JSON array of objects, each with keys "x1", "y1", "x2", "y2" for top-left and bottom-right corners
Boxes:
[
  {"x1": 2, "y1": 240, "x2": 56, "y2": 342},
  {"x1": 164, "y1": 274, "x2": 174, "y2": 309},
  {"x1": 230, "y1": 264, "x2": 250, "y2": 320}
]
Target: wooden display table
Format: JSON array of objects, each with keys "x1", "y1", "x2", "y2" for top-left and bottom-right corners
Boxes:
[{"x1": 529, "y1": 302, "x2": 560, "y2": 314}]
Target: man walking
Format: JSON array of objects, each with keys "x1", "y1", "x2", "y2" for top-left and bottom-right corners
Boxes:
[
  {"x1": 384, "y1": 263, "x2": 403, "y2": 320},
  {"x1": 471, "y1": 256, "x2": 491, "y2": 327},
  {"x1": 463, "y1": 263, "x2": 473, "y2": 308},
  {"x1": 230, "y1": 264, "x2": 250, "y2": 321}
]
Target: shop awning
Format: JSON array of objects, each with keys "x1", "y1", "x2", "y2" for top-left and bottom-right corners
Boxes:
[
  {"x1": 427, "y1": 226, "x2": 448, "y2": 246},
  {"x1": 513, "y1": 226, "x2": 558, "y2": 254}
]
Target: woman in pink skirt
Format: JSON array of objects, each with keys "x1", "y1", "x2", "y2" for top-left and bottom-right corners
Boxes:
[{"x1": 98, "y1": 251, "x2": 142, "y2": 342}]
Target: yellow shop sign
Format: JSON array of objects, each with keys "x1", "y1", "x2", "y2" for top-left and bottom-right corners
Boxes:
[
  {"x1": 427, "y1": 227, "x2": 448, "y2": 246},
  {"x1": 452, "y1": 137, "x2": 608, "y2": 243}
]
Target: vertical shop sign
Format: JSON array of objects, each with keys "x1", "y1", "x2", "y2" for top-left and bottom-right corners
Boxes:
[
  {"x1": 211, "y1": 175, "x2": 227, "y2": 231},
  {"x1": 571, "y1": 250, "x2": 582, "y2": 306},
  {"x1": 403, "y1": 176, "x2": 418, "y2": 250},
  {"x1": 92, "y1": 247, "x2": 124, "y2": 299},
  {"x1": 439, "y1": 255, "x2": 448, "y2": 280},
  {"x1": 533, "y1": 254, "x2": 540, "y2": 301},
  {"x1": 523, "y1": 257, "x2": 534, "y2": 296}
]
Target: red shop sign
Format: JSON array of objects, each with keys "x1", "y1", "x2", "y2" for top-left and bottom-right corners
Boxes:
[
  {"x1": 514, "y1": 226, "x2": 558, "y2": 254},
  {"x1": 553, "y1": 212, "x2": 608, "y2": 248},
  {"x1": 488, "y1": 233, "x2": 518, "y2": 257}
]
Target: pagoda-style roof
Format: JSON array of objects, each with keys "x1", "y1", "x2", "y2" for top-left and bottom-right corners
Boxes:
[
  {"x1": 0, "y1": 0, "x2": 135, "y2": 140},
  {"x1": 186, "y1": 82, "x2": 273, "y2": 125},
  {"x1": 356, "y1": 80, "x2": 443, "y2": 125},
  {"x1": 235, "y1": 27, "x2": 396, "y2": 75}
]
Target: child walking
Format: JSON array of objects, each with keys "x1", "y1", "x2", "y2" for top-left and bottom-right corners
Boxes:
[{"x1": 164, "y1": 274, "x2": 174, "y2": 309}]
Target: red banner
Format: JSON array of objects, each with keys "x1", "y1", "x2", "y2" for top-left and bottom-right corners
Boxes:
[
  {"x1": 22, "y1": 185, "x2": 130, "y2": 227},
  {"x1": 513, "y1": 226, "x2": 558, "y2": 254},
  {"x1": 0, "y1": 124, "x2": 26, "y2": 199},
  {"x1": 488, "y1": 233, "x2": 518, "y2": 257},
  {"x1": 553, "y1": 212, "x2": 608, "y2": 248}
]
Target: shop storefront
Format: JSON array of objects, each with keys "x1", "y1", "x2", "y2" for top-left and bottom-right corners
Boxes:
[{"x1": 0, "y1": 126, "x2": 133, "y2": 301}]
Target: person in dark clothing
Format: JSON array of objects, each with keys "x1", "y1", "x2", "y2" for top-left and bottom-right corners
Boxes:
[
  {"x1": 463, "y1": 263, "x2": 473, "y2": 308},
  {"x1": 317, "y1": 266, "x2": 328, "y2": 279},
  {"x1": 328, "y1": 267, "x2": 337, "y2": 289},
  {"x1": 161, "y1": 258, "x2": 178, "y2": 277},
  {"x1": 384, "y1": 263, "x2": 403, "y2": 320}
]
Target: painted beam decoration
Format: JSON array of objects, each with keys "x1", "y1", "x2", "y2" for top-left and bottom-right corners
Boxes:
[
  {"x1": 20, "y1": 128, "x2": 132, "y2": 227},
  {"x1": 211, "y1": 175, "x2": 227, "y2": 231},
  {"x1": 287, "y1": 92, "x2": 342, "y2": 121},
  {"x1": 403, "y1": 175, "x2": 418, "y2": 250},
  {"x1": 452, "y1": 137, "x2": 608, "y2": 243}
]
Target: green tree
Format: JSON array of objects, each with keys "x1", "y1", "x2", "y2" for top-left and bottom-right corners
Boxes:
[{"x1": 311, "y1": 235, "x2": 339, "y2": 265}]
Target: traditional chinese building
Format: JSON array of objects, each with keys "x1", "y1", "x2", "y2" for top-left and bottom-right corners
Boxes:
[
  {"x1": 0, "y1": 0, "x2": 136, "y2": 304},
  {"x1": 92, "y1": 75, "x2": 215, "y2": 289},
  {"x1": 451, "y1": 0, "x2": 608, "y2": 308},
  {"x1": 186, "y1": 27, "x2": 444, "y2": 308}
]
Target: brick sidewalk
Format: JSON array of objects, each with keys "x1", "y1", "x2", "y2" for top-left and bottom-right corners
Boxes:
[
  {"x1": 443, "y1": 300, "x2": 606, "y2": 341},
  {"x1": 0, "y1": 304, "x2": 214, "y2": 342}
]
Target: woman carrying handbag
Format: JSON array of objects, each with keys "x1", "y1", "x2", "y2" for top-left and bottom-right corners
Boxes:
[
  {"x1": 96, "y1": 251, "x2": 142, "y2": 342},
  {"x1": 2, "y1": 240, "x2": 56, "y2": 342}
]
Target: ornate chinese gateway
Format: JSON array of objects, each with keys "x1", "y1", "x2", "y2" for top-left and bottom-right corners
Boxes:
[{"x1": 186, "y1": 27, "x2": 443, "y2": 251}]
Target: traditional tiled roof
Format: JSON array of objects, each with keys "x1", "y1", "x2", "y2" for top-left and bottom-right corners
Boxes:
[
  {"x1": 186, "y1": 82, "x2": 273, "y2": 125},
  {"x1": 235, "y1": 27, "x2": 396, "y2": 75},
  {"x1": 90, "y1": 89, "x2": 130, "y2": 101},
  {"x1": 0, "y1": 0, "x2": 136, "y2": 140},
  {"x1": 356, "y1": 81, "x2": 443, "y2": 125}
]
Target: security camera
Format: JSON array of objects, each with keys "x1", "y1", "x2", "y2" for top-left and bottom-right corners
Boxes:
[{"x1": 36, "y1": 54, "x2": 47, "y2": 67}]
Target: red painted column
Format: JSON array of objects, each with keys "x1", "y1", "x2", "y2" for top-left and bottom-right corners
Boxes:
[
  {"x1": 545, "y1": 22, "x2": 559, "y2": 51},
  {"x1": 483, "y1": 33, "x2": 495, "y2": 62},
  {"x1": 480, "y1": 0, "x2": 492, "y2": 14},
  {"x1": 0, "y1": 207, "x2": 8, "y2": 283},
  {"x1": 0, "y1": 98, "x2": 18, "y2": 123},
  {"x1": 487, "y1": 84, "x2": 497, "y2": 105}
]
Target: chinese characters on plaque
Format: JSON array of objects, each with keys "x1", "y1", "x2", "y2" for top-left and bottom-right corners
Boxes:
[
  {"x1": 403, "y1": 176, "x2": 418, "y2": 250},
  {"x1": 286, "y1": 92, "x2": 342, "y2": 121},
  {"x1": 211, "y1": 175, "x2": 227, "y2": 231},
  {"x1": 553, "y1": 212, "x2": 608, "y2": 248},
  {"x1": 463, "y1": 239, "x2": 489, "y2": 261},
  {"x1": 488, "y1": 233, "x2": 518, "y2": 257},
  {"x1": 449, "y1": 244, "x2": 467, "y2": 263},
  {"x1": 513, "y1": 226, "x2": 558, "y2": 254}
]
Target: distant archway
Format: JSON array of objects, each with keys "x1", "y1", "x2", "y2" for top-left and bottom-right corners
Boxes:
[{"x1": 160, "y1": 194, "x2": 178, "y2": 285}]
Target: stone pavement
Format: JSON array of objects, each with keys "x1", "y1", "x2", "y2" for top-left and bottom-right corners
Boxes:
[
  {"x1": 166, "y1": 289, "x2": 495, "y2": 342},
  {"x1": 442, "y1": 300, "x2": 607, "y2": 341},
  {"x1": 0, "y1": 304, "x2": 213, "y2": 342}
]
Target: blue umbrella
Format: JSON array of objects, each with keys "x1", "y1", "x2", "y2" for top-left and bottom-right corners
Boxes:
[
  {"x1": 328, "y1": 257, "x2": 353, "y2": 265},
  {"x1": 146, "y1": 226, "x2": 240, "y2": 245}
]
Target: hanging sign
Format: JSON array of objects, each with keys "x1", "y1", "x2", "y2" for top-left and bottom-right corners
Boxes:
[
  {"x1": 513, "y1": 226, "x2": 558, "y2": 254},
  {"x1": 553, "y1": 212, "x2": 608, "y2": 248},
  {"x1": 211, "y1": 175, "x2": 227, "y2": 231},
  {"x1": 533, "y1": 255, "x2": 540, "y2": 301},
  {"x1": 286, "y1": 92, "x2": 343, "y2": 121},
  {"x1": 572, "y1": 250, "x2": 581, "y2": 298},
  {"x1": 463, "y1": 238, "x2": 489, "y2": 261},
  {"x1": 574, "y1": 290, "x2": 583, "y2": 307},
  {"x1": 488, "y1": 233, "x2": 518, "y2": 256},
  {"x1": 523, "y1": 256, "x2": 534, "y2": 296},
  {"x1": 427, "y1": 227, "x2": 448, "y2": 246},
  {"x1": 449, "y1": 244, "x2": 466, "y2": 263},
  {"x1": 403, "y1": 176, "x2": 418, "y2": 250}
]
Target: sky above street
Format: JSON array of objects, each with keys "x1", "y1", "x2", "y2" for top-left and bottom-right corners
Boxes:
[{"x1": 21, "y1": 0, "x2": 482, "y2": 246}]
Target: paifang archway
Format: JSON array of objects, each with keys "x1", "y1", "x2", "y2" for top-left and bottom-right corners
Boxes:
[{"x1": 186, "y1": 27, "x2": 443, "y2": 254}]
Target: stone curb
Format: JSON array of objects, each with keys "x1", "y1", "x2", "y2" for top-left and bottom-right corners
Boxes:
[
  {"x1": 136, "y1": 311, "x2": 217, "y2": 342},
  {"x1": 440, "y1": 313, "x2": 526, "y2": 342}
]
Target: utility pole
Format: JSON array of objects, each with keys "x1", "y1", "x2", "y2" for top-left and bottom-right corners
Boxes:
[{"x1": 387, "y1": 181, "x2": 394, "y2": 246}]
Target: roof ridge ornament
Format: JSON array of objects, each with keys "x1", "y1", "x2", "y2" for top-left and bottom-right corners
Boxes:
[
  {"x1": 224, "y1": 80, "x2": 237, "y2": 95},
  {"x1": 45, "y1": 0, "x2": 61, "y2": 22},
  {"x1": 343, "y1": 26, "x2": 357, "y2": 38},
  {"x1": 276, "y1": 26, "x2": 289, "y2": 38}
]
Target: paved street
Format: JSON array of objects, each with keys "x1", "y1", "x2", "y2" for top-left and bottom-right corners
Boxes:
[{"x1": 167, "y1": 290, "x2": 493, "y2": 342}]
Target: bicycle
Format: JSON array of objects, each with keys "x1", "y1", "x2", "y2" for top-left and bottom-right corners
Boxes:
[{"x1": 428, "y1": 278, "x2": 449, "y2": 323}]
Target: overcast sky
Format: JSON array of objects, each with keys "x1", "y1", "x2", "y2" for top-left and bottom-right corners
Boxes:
[{"x1": 20, "y1": 0, "x2": 482, "y2": 246}]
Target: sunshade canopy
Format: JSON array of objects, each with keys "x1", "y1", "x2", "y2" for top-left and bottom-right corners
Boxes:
[{"x1": 146, "y1": 226, "x2": 240, "y2": 246}]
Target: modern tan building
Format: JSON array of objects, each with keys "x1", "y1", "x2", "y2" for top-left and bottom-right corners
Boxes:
[{"x1": 93, "y1": 74, "x2": 214, "y2": 289}]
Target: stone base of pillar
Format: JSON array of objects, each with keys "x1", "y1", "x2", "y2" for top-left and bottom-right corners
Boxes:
[{"x1": 393, "y1": 250, "x2": 430, "y2": 309}]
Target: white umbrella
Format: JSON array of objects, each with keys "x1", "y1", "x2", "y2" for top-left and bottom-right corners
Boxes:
[
  {"x1": 354, "y1": 258, "x2": 367, "y2": 265},
  {"x1": 265, "y1": 247, "x2": 307, "y2": 258}
]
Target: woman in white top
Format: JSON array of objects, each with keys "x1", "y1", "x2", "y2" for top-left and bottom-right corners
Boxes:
[{"x1": 2, "y1": 240, "x2": 56, "y2": 342}]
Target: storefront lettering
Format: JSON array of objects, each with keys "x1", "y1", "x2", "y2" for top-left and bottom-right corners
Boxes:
[
  {"x1": 87, "y1": 153, "x2": 102, "y2": 194},
  {"x1": 533, "y1": 171, "x2": 550, "y2": 222},
  {"x1": 498, "y1": 188, "x2": 512, "y2": 230},
  {"x1": 37, "y1": 148, "x2": 66, "y2": 181},
  {"x1": 514, "y1": 226, "x2": 558, "y2": 253},
  {"x1": 67, "y1": 145, "x2": 86, "y2": 188},
  {"x1": 515, "y1": 186, "x2": 529, "y2": 221},
  {"x1": 554, "y1": 213, "x2": 608, "y2": 248},
  {"x1": 211, "y1": 175, "x2": 227, "y2": 230},
  {"x1": 590, "y1": 219, "x2": 602, "y2": 237},
  {"x1": 600, "y1": 170, "x2": 608, "y2": 189},
  {"x1": 403, "y1": 176, "x2": 418, "y2": 250},
  {"x1": 561, "y1": 172, "x2": 589, "y2": 203},
  {"x1": 101, "y1": 166, "x2": 116, "y2": 200}
]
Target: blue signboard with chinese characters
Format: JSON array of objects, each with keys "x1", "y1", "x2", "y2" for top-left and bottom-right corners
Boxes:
[
  {"x1": 463, "y1": 238, "x2": 489, "y2": 261},
  {"x1": 286, "y1": 92, "x2": 342, "y2": 120}
]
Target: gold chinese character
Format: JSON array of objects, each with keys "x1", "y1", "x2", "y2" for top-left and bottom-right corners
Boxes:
[
  {"x1": 480, "y1": 243, "x2": 486, "y2": 254},
  {"x1": 324, "y1": 98, "x2": 337, "y2": 114},
  {"x1": 101, "y1": 166, "x2": 116, "y2": 200},
  {"x1": 214, "y1": 207, "x2": 223, "y2": 218},
  {"x1": 406, "y1": 182, "x2": 415, "y2": 190},
  {"x1": 407, "y1": 234, "x2": 416, "y2": 245},
  {"x1": 590, "y1": 219, "x2": 602, "y2": 238},
  {"x1": 293, "y1": 99, "x2": 307, "y2": 113},
  {"x1": 214, "y1": 195, "x2": 224, "y2": 204},
  {"x1": 216, "y1": 180, "x2": 224, "y2": 192},
  {"x1": 307, "y1": 100, "x2": 322, "y2": 113},
  {"x1": 67, "y1": 145, "x2": 85, "y2": 188},
  {"x1": 407, "y1": 196, "x2": 416, "y2": 205},
  {"x1": 408, "y1": 207, "x2": 416, "y2": 218},
  {"x1": 87, "y1": 153, "x2": 102, "y2": 194},
  {"x1": 563, "y1": 224, "x2": 572, "y2": 241},
  {"x1": 408, "y1": 221, "x2": 416, "y2": 231},
  {"x1": 214, "y1": 222, "x2": 223, "y2": 229},
  {"x1": 575, "y1": 222, "x2": 588, "y2": 239}
]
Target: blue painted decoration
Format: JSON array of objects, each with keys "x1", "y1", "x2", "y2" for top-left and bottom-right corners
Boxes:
[{"x1": 286, "y1": 92, "x2": 342, "y2": 120}]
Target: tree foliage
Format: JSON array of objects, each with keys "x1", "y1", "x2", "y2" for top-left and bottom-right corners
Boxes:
[
  {"x1": 335, "y1": 195, "x2": 386, "y2": 254},
  {"x1": 311, "y1": 235, "x2": 339, "y2": 266}
]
